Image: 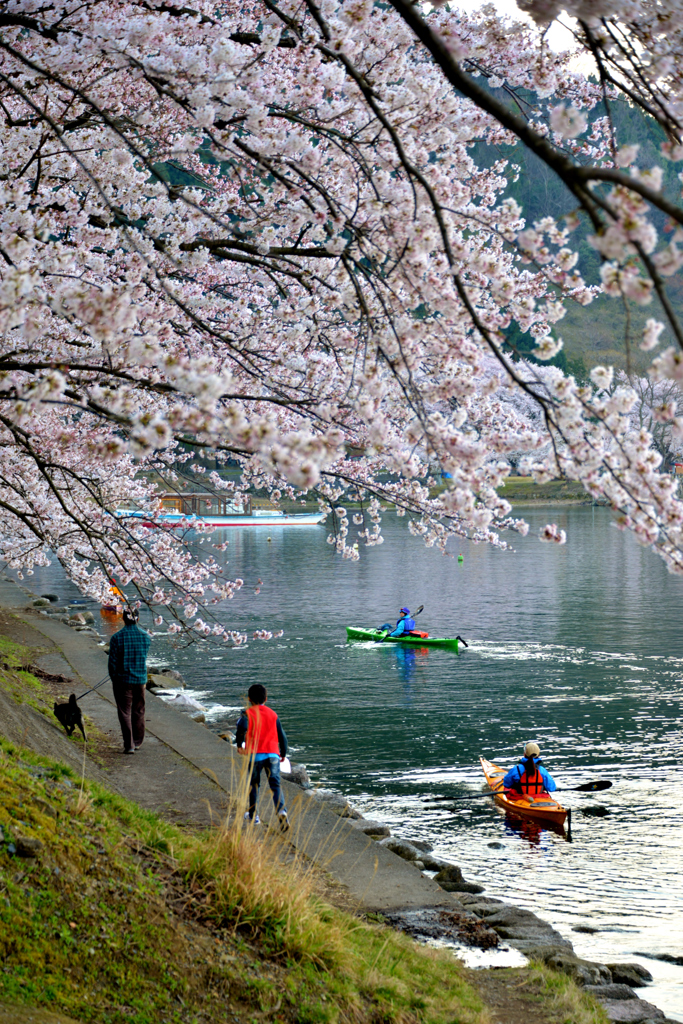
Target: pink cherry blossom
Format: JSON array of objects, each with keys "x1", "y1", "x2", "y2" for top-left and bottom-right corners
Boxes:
[{"x1": 0, "y1": 0, "x2": 682, "y2": 639}]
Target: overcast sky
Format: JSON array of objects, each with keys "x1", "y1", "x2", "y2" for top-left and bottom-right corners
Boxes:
[{"x1": 453, "y1": 0, "x2": 578, "y2": 53}]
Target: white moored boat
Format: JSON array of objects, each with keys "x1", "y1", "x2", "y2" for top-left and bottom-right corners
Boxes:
[{"x1": 116, "y1": 493, "x2": 327, "y2": 528}]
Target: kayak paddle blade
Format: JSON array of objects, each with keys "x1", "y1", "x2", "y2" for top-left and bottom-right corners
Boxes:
[{"x1": 574, "y1": 780, "x2": 612, "y2": 792}]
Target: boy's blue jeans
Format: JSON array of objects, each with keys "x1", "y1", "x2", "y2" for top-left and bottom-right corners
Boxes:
[{"x1": 248, "y1": 756, "x2": 286, "y2": 819}]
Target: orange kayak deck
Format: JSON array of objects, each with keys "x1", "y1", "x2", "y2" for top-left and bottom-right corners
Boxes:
[{"x1": 480, "y1": 757, "x2": 568, "y2": 828}]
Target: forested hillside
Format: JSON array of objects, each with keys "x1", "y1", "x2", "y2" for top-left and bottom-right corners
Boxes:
[{"x1": 478, "y1": 91, "x2": 682, "y2": 379}]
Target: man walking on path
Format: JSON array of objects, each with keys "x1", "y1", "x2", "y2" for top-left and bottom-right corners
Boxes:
[
  {"x1": 235, "y1": 684, "x2": 289, "y2": 830},
  {"x1": 108, "y1": 609, "x2": 151, "y2": 754}
]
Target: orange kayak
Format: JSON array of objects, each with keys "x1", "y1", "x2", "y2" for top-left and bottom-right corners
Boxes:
[{"x1": 480, "y1": 757, "x2": 568, "y2": 829}]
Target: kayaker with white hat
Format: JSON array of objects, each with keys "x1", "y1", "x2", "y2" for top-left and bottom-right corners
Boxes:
[{"x1": 503, "y1": 742, "x2": 557, "y2": 798}]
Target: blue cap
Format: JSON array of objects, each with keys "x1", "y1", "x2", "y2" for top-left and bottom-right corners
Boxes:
[{"x1": 400, "y1": 607, "x2": 410, "y2": 614}]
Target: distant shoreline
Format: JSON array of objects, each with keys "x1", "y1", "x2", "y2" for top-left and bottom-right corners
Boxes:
[{"x1": 507, "y1": 498, "x2": 597, "y2": 507}]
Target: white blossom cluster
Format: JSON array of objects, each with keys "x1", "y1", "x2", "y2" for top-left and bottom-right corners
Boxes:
[{"x1": 0, "y1": 0, "x2": 683, "y2": 634}]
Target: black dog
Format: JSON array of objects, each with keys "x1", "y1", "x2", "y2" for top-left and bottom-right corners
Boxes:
[{"x1": 53, "y1": 694, "x2": 86, "y2": 740}]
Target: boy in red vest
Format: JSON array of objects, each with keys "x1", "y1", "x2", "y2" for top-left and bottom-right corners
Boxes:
[{"x1": 235, "y1": 683, "x2": 289, "y2": 830}]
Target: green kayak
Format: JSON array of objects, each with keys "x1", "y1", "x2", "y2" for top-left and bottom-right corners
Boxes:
[{"x1": 346, "y1": 627, "x2": 460, "y2": 651}]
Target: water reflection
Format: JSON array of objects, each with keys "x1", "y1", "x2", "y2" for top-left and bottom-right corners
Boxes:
[
  {"x1": 370, "y1": 643, "x2": 434, "y2": 699},
  {"x1": 502, "y1": 810, "x2": 568, "y2": 846},
  {"x1": 394, "y1": 644, "x2": 416, "y2": 685}
]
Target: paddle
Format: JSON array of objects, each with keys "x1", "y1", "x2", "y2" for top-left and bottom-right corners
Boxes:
[{"x1": 423, "y1": 779, "x2": 612, "y2": 804}]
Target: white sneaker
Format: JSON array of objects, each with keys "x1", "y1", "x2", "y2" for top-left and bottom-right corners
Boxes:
[
  {"x1": 278, "y1": 811, "x2": 290, "y2": 832},
  {"x1": 243, "y1": 812, "x2": 260, "y2": 824}
]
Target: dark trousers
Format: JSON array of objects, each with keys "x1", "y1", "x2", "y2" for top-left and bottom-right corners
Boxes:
[
  {"x1": 248, "y1": 756, "x2": 286, "y2": 819},
  {"x1": 112, "y1": 682, "x2": 145, "y2": 750}
]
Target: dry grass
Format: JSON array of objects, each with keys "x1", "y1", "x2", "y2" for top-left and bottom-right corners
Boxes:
[
  {"x1": 180, "y1": 756, "x2": 347, "y2": 965},
  {"x1": 528, "y1": 962, "x2": 610, "y2": 1024},
  {"x1": 182, "y1": 822, "x2": 348, "y2": 965}
]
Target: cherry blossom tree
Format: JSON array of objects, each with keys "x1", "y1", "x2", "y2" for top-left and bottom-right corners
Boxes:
[
  {"x1": 2, "y1": 0, "x2": 683, "y2": 635},
  {"x1": 614, "y1": 372, "x2": 683, "y2": 466}
]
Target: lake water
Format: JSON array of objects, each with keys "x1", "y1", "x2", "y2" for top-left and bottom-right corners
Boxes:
[{"x1": 19, "y1": 504, "x2": 683, "y2": 1018}]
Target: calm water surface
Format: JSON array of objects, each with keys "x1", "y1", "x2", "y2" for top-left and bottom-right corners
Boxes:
[{"x1": 23, "y1": 505, "x2": 683, "y2": 1018}]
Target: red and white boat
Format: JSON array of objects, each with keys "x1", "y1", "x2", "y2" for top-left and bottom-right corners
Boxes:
[{"x1": 115, "y1": 492, "x2": 326, "y2": 528}]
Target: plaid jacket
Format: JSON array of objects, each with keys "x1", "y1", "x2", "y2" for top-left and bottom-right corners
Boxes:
[{"x1": 108, "y1": 624, "x2": 151, "y2": 686}]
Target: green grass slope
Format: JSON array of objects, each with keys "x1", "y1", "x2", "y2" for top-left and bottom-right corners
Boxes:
[
  {"x1": 0, "y1": 630, "x2": 608, "y2": 1024},
  {"x1": 0, "y1": 739, "x2": 492, "y2": 1024}
]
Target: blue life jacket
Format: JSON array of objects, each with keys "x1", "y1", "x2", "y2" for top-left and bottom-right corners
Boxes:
[{"x1": 391, "y1": 616, "x2": 415, "y2": 636}]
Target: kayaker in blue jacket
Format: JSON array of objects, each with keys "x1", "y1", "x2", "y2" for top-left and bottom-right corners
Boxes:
[
  {"x1": 389, "y1": 608, "x2": 415, "y2": 637},
  {"x1": 503, "y1": 742, "x2": 557, "y2": 797}
]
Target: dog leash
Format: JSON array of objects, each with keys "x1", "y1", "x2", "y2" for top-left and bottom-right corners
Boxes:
[{"x1": 76, "y1": 676, "x2": 110, "y2": 701}]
